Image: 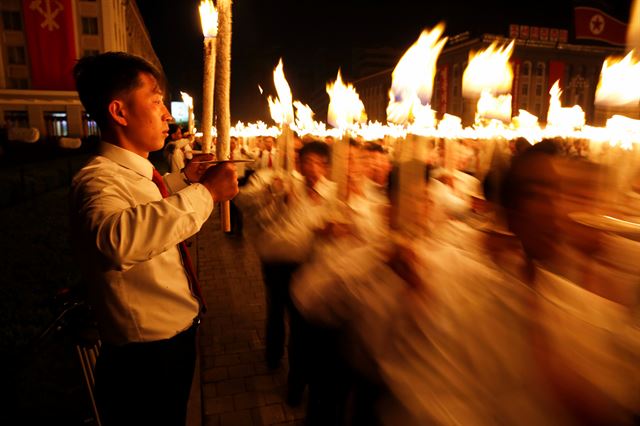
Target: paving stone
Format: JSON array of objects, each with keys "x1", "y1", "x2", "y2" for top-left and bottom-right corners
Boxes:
[
  {"x1": 228, "y1": 363, "x2": 255, "y2": 378},
  {"x1": 203, "y1": 414, "x2": 220, "y2": 426},
  {"x1": 216, "y1": 378, "x2": 246, "y2": 396},
  {"x1": 233, "y1": 391, "x2": 267, "y2": 410},
  {"x1": 202, "y1": 366, "x2": 228, "y2": 382},
  {"x1": 252, "y1": 404, "x2": 286, "y2": 425},
  {"x1": 204, "y1": 396, "x2": 234, "y2": 415},
  {"x1": 220, "y1": 410, "x2": 254, "y2": 426},
  {"x1": 196, "y1": 215, "x2": 306, "y2": 425}
]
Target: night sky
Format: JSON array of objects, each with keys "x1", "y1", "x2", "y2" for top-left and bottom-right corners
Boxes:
[{"x1": 136, "y1": 0, "x2": 630, "y2": 124}]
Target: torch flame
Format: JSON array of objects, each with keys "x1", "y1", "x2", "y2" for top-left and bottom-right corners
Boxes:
[
  {"x1": 293, "y1": 101, "x2": 327, "y2": 135},
  {"x1": 387, "y1": 24, "x2": 448, "y2": 126},
  {"x1": 326, "y1": 70, "x2": 366, "y2": 130},
  {"x1": 476, "y1": 90, "x2": 512, "y2": 123},
  {"x1": 180, "y1": 91, "x2": 193, "y2": 108},
  {"x1": 595, "y1": 50, "x2": 640, "y2": 107},
  {"x1": 462, "y1": 40, "x2": 514, "y2": 98},
  {"x1": 547, "y1": 80, "x2": 585, "y2": 131},
  {"x1": 267, "y1": 59, "x2": 294, "y2": 125},
  {"x1": 199, "y1": 0, "x2": 218, "y2": 38}
]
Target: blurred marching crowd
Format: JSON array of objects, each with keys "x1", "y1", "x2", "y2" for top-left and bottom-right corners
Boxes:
[{"x1": 179, "y1": 129, "x2": 640, "y2": 425}]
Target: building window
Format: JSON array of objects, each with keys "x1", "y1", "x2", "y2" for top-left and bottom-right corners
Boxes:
[
  {"x1": 521, "y1": 84, "x2": 529, "y2": 96},
  {"x1": 81, "y1": 17, "x2": 99, "y2": 35},
  {"x1": 4, "y1": 110, "x2": 28, "y2": 128},
  {"x1": 7, "y1": 45, "x2": 26, "y2": 65},
  {"x1": 522, "y1": 62, "x2": 531, "y2": 76},
  {"x1": 8, "y1": 78, "x2": 28, "y2": 89},
  {"x1": 2, "y1": 10, "x2": 22, "y2": 31},
  {"x1": 82, "y1": 112, "x2": 100, "y2": 137},
  {"x1": 83, "y1": 49, "x2": 100, "y2": 57},
  {"x1": 535, "y1": 84, "x2": 543, "y2": 96},
  {"x1": 44, "y1": 112, "x2": 69, "y2": 137},
  {"x1": 536, "y1": 62, "x2": 545, "y2": 77}
]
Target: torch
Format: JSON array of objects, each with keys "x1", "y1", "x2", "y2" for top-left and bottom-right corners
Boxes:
[
  {"x1": 180, "y1": 91, "x2": 194, "y2": 137},
  {"x1": 215, "y1": 0, "x2": 233, "y2": 232},
  {"x1": 198, "y1": 0, "x2": 218, "y2": 154}
]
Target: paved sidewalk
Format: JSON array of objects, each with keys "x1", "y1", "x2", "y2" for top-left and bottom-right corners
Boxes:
[{"x1": 194, "y1": 211, "x2": 306, "y2": 426}]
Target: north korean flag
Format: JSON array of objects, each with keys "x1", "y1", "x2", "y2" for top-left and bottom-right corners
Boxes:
[{"x1": 574, "y1": 6, "x2": 628, "y2": 46}]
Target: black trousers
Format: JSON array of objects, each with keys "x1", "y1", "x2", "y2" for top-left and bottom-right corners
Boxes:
[{"x1": 94, "y1": 320, "x2": 198, "y2": 426}]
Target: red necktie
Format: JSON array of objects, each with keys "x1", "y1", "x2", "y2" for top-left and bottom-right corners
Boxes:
[
  {"x1": 267, "y1": 152, "x2": 272, "y2": 168},
  {"x1": 151, "y1": 169, "x2": 207, "y2": 313}
]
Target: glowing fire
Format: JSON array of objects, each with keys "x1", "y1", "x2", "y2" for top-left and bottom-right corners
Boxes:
[
  {"x1": 462, "y1": 40, "x2": 514, "y2": 99},
  {"x1": 326, "y1": 70, "x2": 366, "y2": 130},
  {"x1": 180, "y1": 91, "x2": 193, "y2": 108},
  {"x1": 387, "y1": 24, "x2": 447, "y2": 127},
  {"x1": 267, "y1": 59, "x2": 294, "y2": 125},
  {"x1": 293, "y1": 101, "x2": 327, "y2": 135},
  {"x1": 198, "y1": 0, "x2": 218, "y2": 38},
  {"x1": 476, "y1": 90, "x2": 512, "y2": 123},
  {"x1": 595, "y1": 50, "x2": 640, "y2": 107},
  {"x1": 547, "y1": 80, "x2": 585, "y2": 131}
]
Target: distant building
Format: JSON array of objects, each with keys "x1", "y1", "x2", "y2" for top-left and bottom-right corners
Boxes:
[
  {"x1": 0, "y1": 0, "x2": 163, "y2": 140},
  {"x1": 355, "y1": 26, "x2": 629, "y2": 125}
]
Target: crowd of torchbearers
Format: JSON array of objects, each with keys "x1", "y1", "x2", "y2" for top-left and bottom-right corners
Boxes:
[
  {"x1": 205, "y1": 126, "x2": 637, "y2": 425},
  {"x1": 163, "y1": 4, "x2": 640, "y2": 422}
]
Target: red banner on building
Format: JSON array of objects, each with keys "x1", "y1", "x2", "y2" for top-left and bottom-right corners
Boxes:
[
  {"x1": 22, "y1": 0, "x2": 77, "y2": 90},
  {"x1": 548, "y1": 60, "x2": 566, "y2": 91},
  {"x1": 574, "y1": 6, "x2": 627, "y2": 46},
  {"x1": 511, "y1": 58, "x2": 521, "y2": 114},
  {"x1": 438, "y1": 65, "x2": 449, "y2": 114}
]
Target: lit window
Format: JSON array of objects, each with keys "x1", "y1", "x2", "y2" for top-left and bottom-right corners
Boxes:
[
  {"x1": 82, "y1": 112, "x2": 100, "y2": 137},
  {"x1": 44, "y1": 112, "x2": 69, "y2": 137}
]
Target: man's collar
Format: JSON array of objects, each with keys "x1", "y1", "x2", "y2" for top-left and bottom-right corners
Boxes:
[{"x1": 99, "y1": 141, "x2": 154, "y2": 180}]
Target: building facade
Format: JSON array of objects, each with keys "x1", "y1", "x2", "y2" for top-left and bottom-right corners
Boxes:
[
  {"x1": 355, "y1": 28, "x2": 628, "y2": 126},
  {"x1": 0, "y1": 0, "x2": 162, "y2": 140}
]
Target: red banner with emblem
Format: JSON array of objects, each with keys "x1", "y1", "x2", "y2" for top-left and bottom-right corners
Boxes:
[
  {"x1": 511, "y1": 58, "x2": 520, "y2": 114},
  {"x1": 548, "y1": 61, "x2": 565, "y2": 91},
  {"x1": 574, "y1": 6, "x2": 627, "y2": 46},
  {"x1": 22, "y1": 0, "x2": 77, "y2": 90},
  {"x1": 438, "y1": 65, "x2": 449, "y2": 115}
]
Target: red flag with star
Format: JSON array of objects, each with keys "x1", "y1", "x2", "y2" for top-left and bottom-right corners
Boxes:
[
  {"x1": 574, "y1": 6, "x2": 627, "y2": 46},
  {"x1": 22, "y1": 0, "x2": 77, "y2": 90}
]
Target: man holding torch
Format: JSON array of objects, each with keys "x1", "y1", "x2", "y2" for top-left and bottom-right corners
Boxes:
[{"x1": 70, "y1": 52, "x2": 238, "y2": 425}]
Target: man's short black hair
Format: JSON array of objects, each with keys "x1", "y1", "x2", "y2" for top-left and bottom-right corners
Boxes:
[
  {"x1": 298, "y1": 140, "x2": 330, "y2": 160},
  {"x1": 73, "y1": 52, "x2": 163, "y2": 130}
]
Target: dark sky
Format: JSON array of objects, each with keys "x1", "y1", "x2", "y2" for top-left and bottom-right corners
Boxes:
[{"x1": 136, "y1": 0, "x2": 629, "y2": 123}]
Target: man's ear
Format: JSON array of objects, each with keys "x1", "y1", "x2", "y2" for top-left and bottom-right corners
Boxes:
[{"x1": 108, "y1": 100, "x2": 128, "y2": 126}]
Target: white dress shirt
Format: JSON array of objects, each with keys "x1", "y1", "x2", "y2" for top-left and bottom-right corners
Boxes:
[{"x1": 71, "y1": 142, "x2": 213, "y2": 345}]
